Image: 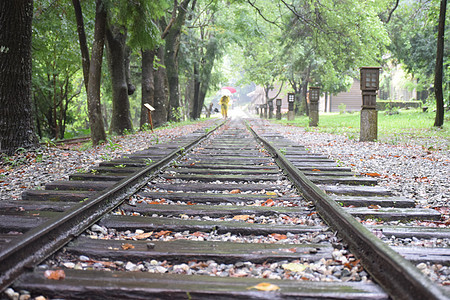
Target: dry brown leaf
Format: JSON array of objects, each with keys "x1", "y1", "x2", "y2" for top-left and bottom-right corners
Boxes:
[
  {"x1": 262, "y1": 199, "x2": 275, "y2": 207},
  {"x1": 153, "y1": 230, "x2": 172, "y2": 238},
  {"x1": 44, "y1": 269, "x2": 66, "y2": 280},
  {"x1": 247, "y1": 282, "x2": 280, "y2": 291},
  {"x1": 312, "y1": 169, "x2": 321, "y2": 172},
  {"x1": 230, "y1": 189, "x2": 241, "y2": 194},
  {"x1": 368, "y1": 205, "x2": 381, "y2": 209},
  {"x1": 191, "y1": 231, "x2": 206, "y2": 237},
  {"x1": 363, "y1": 172, "x2": 381, "y2": 177},
  {"x1": 270, "y1": 233, "x2": 287, "y2": 240},
  {"x1": 121, "y1": 243, "x2": 135, "y2": 250},
  {"x1": 133, "y1": 231, "x2": 153, "y2": 240},
  {"x1": 233, "y1": 215, "x2": 250, "y2": 221}
]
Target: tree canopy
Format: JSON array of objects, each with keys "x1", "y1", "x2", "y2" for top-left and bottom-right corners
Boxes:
[{"x1": 0, "y1": 0, "x2": 447, "y2": 153}]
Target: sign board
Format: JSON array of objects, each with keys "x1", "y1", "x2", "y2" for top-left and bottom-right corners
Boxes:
[{"x1": 144, "y1": 103, "x2": 155, "y2": 111}]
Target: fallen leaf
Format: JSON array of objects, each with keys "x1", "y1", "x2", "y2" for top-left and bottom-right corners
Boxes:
[
  {"x1": 270, "y1": 233, "x2": 287, "y2": 240},
  {"x1": 312, "y1": 169, "x2": 321, "y2": 172},
  {"x1": 191, "y1": 231, "x2": 206, "y2": 237},
  {"x1": 148, "y1": 200, "x2": 164, "y2": 204},
  {"x1": 186, "y1": 201, "x2": 196, "y2": 205},
  {"x1": 363, "y1": 172, "x2": 381, "y2": 177},
  {"x1": 133, "y1": 231, "x2": 153, "y2": 240},
  {"x1": 266, "y1": 191, "x2": 277, "y2": 196},
  {"x1": 230, "y1": 189, "x2": 241, "y2": 194},
  {"x1": 153, "y1": 230, "x2": 172, "y2": 238},
  {"x1": 121, "y1": 243, "x2": 135, "y2": 250},
  {"x1": 368, "y1": 205, "x2": 381, "y2": 209},
  {"x1": 261, "y1": 199, "x2": 275, "y2": 207},
  {"x1": 233, "y1": 215, "x2": 250, "y2": 221},
  {"x1": 44, "y1": 270, "x2": 66, "y2": 280},
  {"x1": 344, "y1": 259, "x2": 361, "y2": 269},
  {"x1": 282, "y1": 263, "x2": 307, "y2": 273},
  {"x1": 247, "y1": 282, "x2": 280, "y2": 291}
]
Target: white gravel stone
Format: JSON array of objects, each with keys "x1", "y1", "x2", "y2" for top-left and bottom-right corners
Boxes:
[
  {"x1": 4, "y1": 288, "x2": 19, "y2": 300},
  {"x1": 91, "y1": 224, "x2": 108, "y2": 235}
]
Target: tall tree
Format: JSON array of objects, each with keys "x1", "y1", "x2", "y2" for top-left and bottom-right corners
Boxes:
[
  {"x1": 87, "y1": 0, "x2": 107, "y2": 145},
  {"x1": 106, "y1": 25, "x2": 133, "y2": 134},
  {"x1": 434, "y1": 0, "x2": 447, "y2": 127},
  {"x1": 183, "y1": 0, "x2": 223, "y2": 120},
  {"x1": 33, "y1": 1, "x2": 83, "y2": 140},
  {"x1": 0, "y1": 0, "x2": 39, "y2": 155},
  {"x1": 164, "y1": 0, "x2": 191, "y2": 122},
  {"x1": 72, "y1": 0, "x2": 90, "y2": 93},
  {"x1": 153, "y1": 46, "x2": 170, "y2": 126},
  {"x1": 140, "y1": 49, "x2": 156, "y2": 127}
]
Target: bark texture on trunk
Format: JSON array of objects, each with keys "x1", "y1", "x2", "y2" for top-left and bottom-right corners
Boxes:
[
  {"x1": 194, "y1": 38, "x2": 217, "y2": 119},
  {"x1": 106, "y1": 25, "x2": 133, "y2": 135},
  {"x1": 87, "y1": 0, "x2": 107, "y2": 145},
  {"x1": 153, "y1": 47, "x2": 169, "y2": 127},
  {"x1": 140, "y1": 49, "x2": 155, "y2": 128},
  {"x1": 0, "y1": 0, "x2": 39, "y2": 155},
  {"x1": 434, "y1": 0, "x2": 447, "y2": 127},
  {"x1": 165, "y1": 0, "x2": 191, "y2": 121},
  {"x1": 72, "y1": 0, "x2": 90, "y2": 93},
  {"x1": 191, "y1": 62, "x2": 200, "y2": 120}
]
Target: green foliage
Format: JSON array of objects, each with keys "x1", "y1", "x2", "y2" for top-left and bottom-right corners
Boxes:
[
  {"x1": 32, "y1": 1, "x2": 86, "y2": 139},
  {"x1": 338, "y1": 103, "x2": 347, "y2": 114},
  {"x1": 105, "y1": 138, "x2": 122, "y2": 152},
  {"x1": 387, "y1": 0, "x2": 449, "y2": 106},
  {"x1": 274, "y1": 110, "x2": 449, "y2": 146},
  {"x1": 105, "y1": 0, "x2": 169, "y2": 50},
  {"x1": 20, "y1": 0, "x2": 446, "y2": 139}
]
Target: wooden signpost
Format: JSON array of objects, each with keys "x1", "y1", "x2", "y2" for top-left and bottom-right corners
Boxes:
[{"x1": 144, "y1": 103, "x2": 155, "y2": 132}]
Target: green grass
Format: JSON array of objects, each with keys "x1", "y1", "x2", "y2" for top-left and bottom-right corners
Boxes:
[{"x1": 273, "y1": 109, "x2": 449, "y2": 148}]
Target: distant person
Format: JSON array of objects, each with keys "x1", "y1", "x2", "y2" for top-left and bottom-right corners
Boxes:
[{"x1": 219, "y1": 95, "x2": 230, "y2": 119}]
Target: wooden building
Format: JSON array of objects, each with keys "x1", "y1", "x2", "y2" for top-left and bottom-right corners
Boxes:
[{"x1": 326, "y1": 79, "x2": 362, "y2": 113}]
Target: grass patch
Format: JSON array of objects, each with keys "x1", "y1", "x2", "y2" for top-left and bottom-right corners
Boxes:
[{"x1": 273, "y1": 110, "x2": 449, "y2": 148}]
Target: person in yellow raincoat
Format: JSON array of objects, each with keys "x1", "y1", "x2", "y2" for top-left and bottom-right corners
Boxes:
[{"x1": 219, "y1": 95, "x2": 230, "y2": 119}]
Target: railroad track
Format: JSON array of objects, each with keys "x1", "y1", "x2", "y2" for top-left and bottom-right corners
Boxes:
[{"x1": 0, "y1": 118, "x2": 448, "y2": 299}]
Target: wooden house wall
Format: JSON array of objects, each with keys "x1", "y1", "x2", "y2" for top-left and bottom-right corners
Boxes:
[{"x1": 330, "y1": 79, "x2": 362, "y2": 112}]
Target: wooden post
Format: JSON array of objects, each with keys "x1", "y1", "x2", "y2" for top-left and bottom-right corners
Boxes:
[
  {"x1": 276, "y1": 98, "x2": 282, "y2": 120},
  {"x1": 360, "y1": 67, "x2": 381, "y2": 142},
  {"x1": 287, "y1": 93, "x2": 295, "y2": 120},
  {"x1": 144, "y1": 103, "x2": 155, "y2": 132},
  {"x1": 309, "y1": 87, "x2": 320, "y2": 127}
]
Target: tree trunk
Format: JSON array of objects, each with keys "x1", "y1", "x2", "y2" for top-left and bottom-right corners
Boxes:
[
  {"x1": 125, "y1": 45, "x2": 135, "y2": 96},
  {"x1": 302, "y1": 79, "x2": 309, "y2": 116},
  {"x1": 153, "y1": 46, "x2": 169, "y2": 127},
  {"x1": 87, "y1": 0, "x2": 107, "y2": 145},
  {"x1": 72, "y1": 0, "x2": 90, "y2": 93},
  {"x1": 140, "y1": 49, "x2": 155, "y2": 128},
  {"x1": 0, "y1": 0, "x2": 39, "y2": 155},
  {"x1": 434, "y1": 0, "x2": 447, "y2": 127},
  {"x1": 106, "y1": 25, "x2": 133, "y2": 135},
  {"x1": 165, "y1": 0, "x2": 191, "y2": 121},
  {"x1": 190, "y1": 62, "x2": 200, "y2": 120},
  {"x1": 195, "y1": 37, "x2": 218, "y2": 119}
]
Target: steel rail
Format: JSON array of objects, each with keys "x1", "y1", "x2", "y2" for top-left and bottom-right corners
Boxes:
[
  {"x1": 248, "y1": 124, "x2": 448, "y2": 300},
  {"x1": 0, "y1": 121, "x2": 224, "y2": 292}
]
